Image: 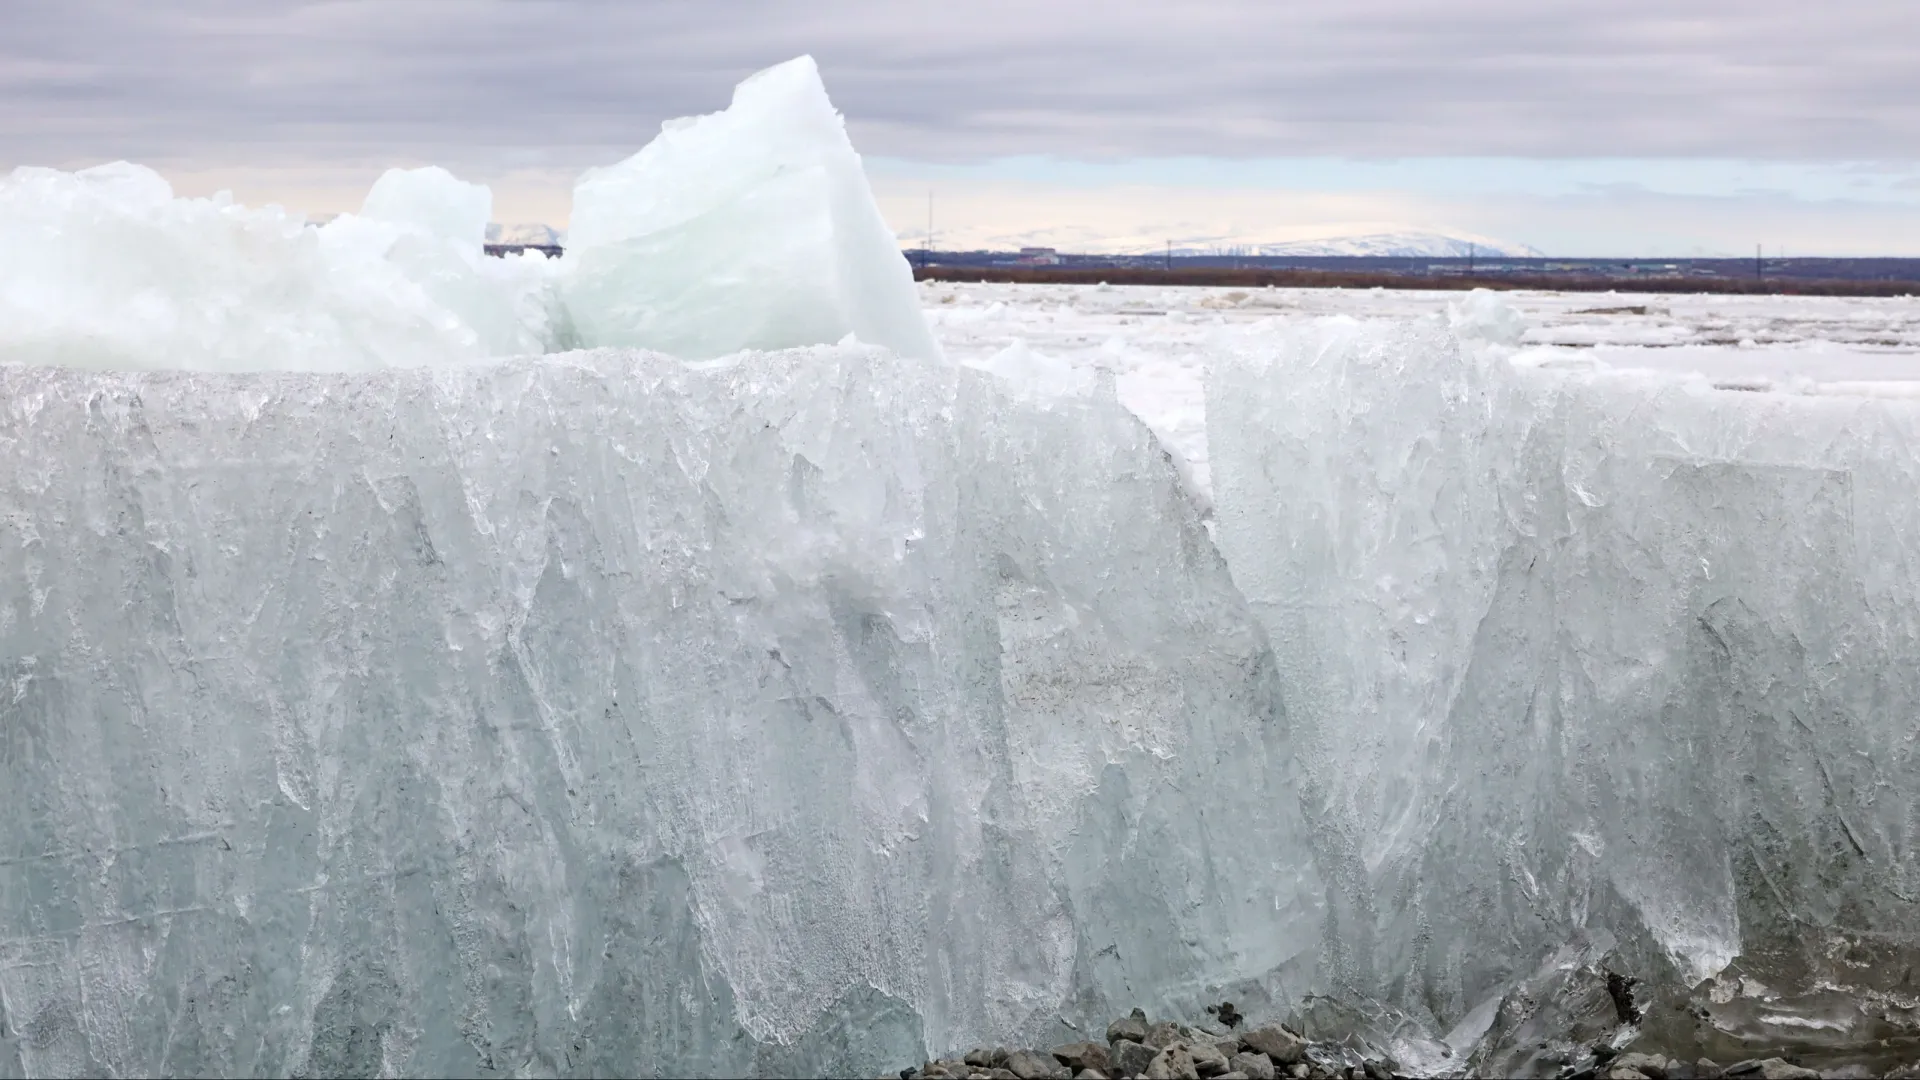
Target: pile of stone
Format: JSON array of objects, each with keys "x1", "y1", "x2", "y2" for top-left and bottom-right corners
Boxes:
[
  {"x1": 886, "y1": 1006, "x2": 1408, "y2": 1080},
  {"x1": 1567, "y1": 1048, "x2": 1841, "y2": 1080}
]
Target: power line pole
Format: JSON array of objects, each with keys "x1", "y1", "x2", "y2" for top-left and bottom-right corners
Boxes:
[
  {"x1": 925, "y1": 190, "x2": 934, "y2": 269},
  {"x1": 1755, "y1": 243, "x2": 1762, "y2": 281},
  {"x1": 1468, "y1": 242, "x2": 1475, "y2": 276},
  {"x1": 1165, "y1": 239, "x2": 1172, "y2": 272}
]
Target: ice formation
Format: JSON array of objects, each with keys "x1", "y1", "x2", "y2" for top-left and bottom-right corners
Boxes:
[
  {"x1": 561, "y1": 56, "x2": 939, "y2": 362},
  {"x1": 0, "y1": 350, "x2": 1314, "y2": 1077},
  {"x1": 1208, "y1": 310, "x2": 1920, "y2": 1055}
]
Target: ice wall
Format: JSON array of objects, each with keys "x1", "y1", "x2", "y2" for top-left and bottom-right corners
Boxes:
[
  {"x1": 561, "y1": 56, "x2": 939, "y2": 362},
  {"x1": 0, "y1": 163, "x2": 559, "y2": 372},
  {"x1": 1207, "y1": 313, "x2": 1920, "y2": 1039},
  {"x1": 0, "y1": 348, "x2": 1315, "y2": 1078}
]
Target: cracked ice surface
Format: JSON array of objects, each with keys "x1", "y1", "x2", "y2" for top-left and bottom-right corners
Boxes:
[
  {"x1": 0, "y1": 348, "x2": 1318, "y2": 1077},
  {"x1": 1207, "y1": 313, "x2": 1920, "y2": 1036}
]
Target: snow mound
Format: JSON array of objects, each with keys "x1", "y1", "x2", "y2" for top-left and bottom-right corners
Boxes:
[{"x1": 561, "y1": 56, "x2": 938, "y2": 361}]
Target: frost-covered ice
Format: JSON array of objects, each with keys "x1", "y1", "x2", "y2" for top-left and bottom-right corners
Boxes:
[{"x1": 7, "y1": 48, "x2": 1920, "y2": 1080}]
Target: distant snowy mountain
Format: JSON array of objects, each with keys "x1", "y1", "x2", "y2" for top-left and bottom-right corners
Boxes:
[
  {"x1": 486, "y1": 222, "x2": 565, "y2": 246},
  {"x1": 918, "y1": 220, "x2": 1543, "y2": 259},
  {"x1": 1173, "y1": 232, "x2": 1543, "y2": 259}
]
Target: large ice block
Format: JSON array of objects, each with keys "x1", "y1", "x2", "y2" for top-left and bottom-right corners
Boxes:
[
  {"x1": 0, "y1": 348, "x2": 1313, "y2": 1078},
  {"x1": 561, "y1": 57, "x2": 939, "y2": 362},
  {"x1": 1207, "y1": 313, "x2": 1920, "y2": 1042}
]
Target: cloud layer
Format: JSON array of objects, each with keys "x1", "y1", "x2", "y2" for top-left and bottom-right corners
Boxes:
[{"x1": 5, "y1": 0, "x2": 1917, "y2": 169}]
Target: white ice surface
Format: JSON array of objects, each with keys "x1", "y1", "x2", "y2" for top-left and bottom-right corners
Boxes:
[{"x1": 923, "y1": 280, "x2": 1920, "y2": 503}]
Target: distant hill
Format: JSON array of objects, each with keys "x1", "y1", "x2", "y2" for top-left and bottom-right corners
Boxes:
[{"x1": 1193, "y1": 231, "x2": 1543, "y2": 259}]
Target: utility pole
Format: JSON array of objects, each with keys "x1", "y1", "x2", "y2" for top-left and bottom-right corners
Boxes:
[
  {"x1": 925, "y1": 191, "x2": 934, "y2": 270},
  {"x1": 1468, "y1": 242, "x2": 1476, "y2": 276},
  {"x1": 1165, "y1": 239, "x2": 1172, "y2": 272},
  {"x1": 1755, "y1": 243, "x2": 1762, "y2": 281}
]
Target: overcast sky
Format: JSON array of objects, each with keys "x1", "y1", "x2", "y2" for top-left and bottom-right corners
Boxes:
[{"x1": 6, "y1": 0, "x2": 1919, "y2": 254}]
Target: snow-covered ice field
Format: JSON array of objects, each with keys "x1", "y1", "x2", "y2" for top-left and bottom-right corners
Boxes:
[{"x1": 928, "y1": 280, "x2": 1920, "y2": 497}]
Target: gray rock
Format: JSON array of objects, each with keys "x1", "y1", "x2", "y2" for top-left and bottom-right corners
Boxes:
[
  {"x1": 1109, "y1": 1010, "x2": 1151, "y2": 1046},
  {"x1": 1192, "y1": 1031, "x2": 1244, "y2": 1057},
  {"x1": 1240, "y1": 1026, "x2": 1308, "y2": 1066},
  {"x1": 1607, "y1": 1069, "x2": 1650, "y2": 1080},
  {"x1": 1229, "y1": 1052, "x2": 1277, "y2": 1080},
  {"x1": 1285, "y1": 1066, "x2": 1307, "y2": 1080},
  {"x1": 1217, "y1": 1074, "x2": 1250, "y2": 1080},
  {"x1": 1614, "y1": 1053, "x2": 1671, "y2": 1080},
  {"x1": 989, "y1": 1071, "x2": 1021, "y2": 1080},
  {"x1": 1146, "y1": 1022, "x2": 1186, "y2": 1050},
  {"x1": 1145, "y1": 1045, "x2": 1201, "y2": 1080},
  {"x1": 1054, "y1": 1042, "x2": 1113, "y2": 1074},
  {"x1": 1188, "y1": 1040, "x2": 1231, "y2": 1078},
  {"x1": 1075, "y1": 1072, "x2": 1109, "y2": 1080},
  {"x1": 967, "y1": 1049, "x2": 996, "y2": 1068},
  {"x1": 1751, "y1": 1062, "x2": 1818, "y2": 1080},
  {"x1": 1113, "y1": 1040, "x2": 1160, "y2": 1078},
  {"x1": 1007, "y1": 1049, "x2": 1073, "y2": 1080},
  {"x1": 991, "y1": 1048, "x2": 1012, "y2": 1068}
]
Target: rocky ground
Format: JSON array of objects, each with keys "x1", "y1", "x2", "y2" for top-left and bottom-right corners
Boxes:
[{"x1": 883, "y1": 1005, "x2": 1920, "y2": 1080}]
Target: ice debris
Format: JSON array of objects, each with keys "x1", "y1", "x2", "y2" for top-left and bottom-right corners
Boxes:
[{"x1": 0, "y1": 55, "x2": 933, "y2": 373}]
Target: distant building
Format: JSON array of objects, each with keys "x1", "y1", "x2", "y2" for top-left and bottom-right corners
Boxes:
[{"x1": 1016, "y1": 247, "x2": 1061, "y2": 266}]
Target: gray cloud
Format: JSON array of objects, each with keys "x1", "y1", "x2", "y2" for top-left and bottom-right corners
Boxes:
[{"x1": 2, "y1": 0, "x2": 1916, "y2": 171}]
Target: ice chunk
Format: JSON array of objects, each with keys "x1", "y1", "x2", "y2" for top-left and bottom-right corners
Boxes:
[
  {"x1": 0, "y1": 347, "x2": 1312, "y2": 1077},
  {"x1": 339, "y1": 166, "x2": 558, "y2": 358},
  {"x1": 359, "y1": 165, "x2": 490, "y2": 246},
  {"x1": 561, "y1": 56, "x2": 939, "y2": 362},
  {"x1": 1446, "y1": 286, "x2": 1527, "y2": 348},
  {"x1": 0, "y1": 162, "x2": 558, "y2": 370},
  {"x1": 964, "y1": 338, "x2": 1097, "y2": 400},
  {"x1": 1208, "y1": 315, "x2": 1920, "y2": 1038}
]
